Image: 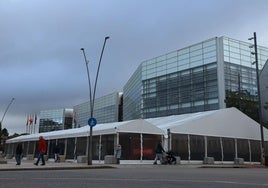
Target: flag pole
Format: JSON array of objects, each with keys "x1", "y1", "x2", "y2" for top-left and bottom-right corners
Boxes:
[{"x1": 26, "y1": 115, "x2": 29, "y2": 134}]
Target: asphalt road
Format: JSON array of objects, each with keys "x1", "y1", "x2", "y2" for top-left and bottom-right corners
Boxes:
[{"x1": 0, "y1": 165, "x2": 268, "y2": 188}]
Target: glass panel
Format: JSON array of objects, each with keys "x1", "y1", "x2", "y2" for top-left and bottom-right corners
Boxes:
[
  {"x1": 204, "y1": 51, "x2": 216, "y2": 59},
  {"x1": 229, "y1": 40, "x2": 239, "y2": 48},
  {"x1": 190, "y1": 55, "x2": 202, "y2": 62},
  {"x1": 178, "y1": 53, "x2": 190, "y2": 60},
  {"x1": 190, "y1": 49, "x2": 202, "y2": 56},
  {"x1": 178, "y1": 58, "x2": 190, "y2": 65},
  {"x1": 166, "y1": 57, "x2": 177, "y2": 64},
  {"x1": 230, "y1": 52, "x2": 240, "y2": 59},
  {"x1": 190, "y1": 60, "x2": 203, "y2": 67},
  {"x1": 203, "y1": 39, "x2": 216, "y2": 48},
  {"x1": 178, "y1": 48, "x2": 190, "y2": 55},
  {"x1": 204, "y1": 56, "x2": 216, "y2": 64},
  {"x1": 166, "y1": 51, "x2": 177, "y2": 59},
  {"x1": 156, "y1": 60, "x2": 166, "y2": 67},
  {"x1": 156, "y1": 55, "x2": 166, "y2": 62},
  {"x1": 190, "y1": 44, "x2": 202, "y2": 51}
]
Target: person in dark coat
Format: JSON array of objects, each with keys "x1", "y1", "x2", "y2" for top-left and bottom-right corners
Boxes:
[
  {"x1": 153, "y1": 141, "x2": 165, "y2": 164},
  {"x1": 54, "y1": 144, "x2": 60, "y2": 162},
  {"x1": 15, "y1": 143, "x2": 23, "y2": 165}
]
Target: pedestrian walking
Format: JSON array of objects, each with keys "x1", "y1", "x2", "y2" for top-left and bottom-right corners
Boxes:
[
  {"x1": 153, "y1": 141, "x2": 165, "y2": 164},
  {"x1": 54, "y1": 144, "x2": 60, "y2": 162},
  {"x1": 15, "y1": 143, "x2": 23, "y2": 165},
  {"x1": 115, "y1": 144, "x2": 122, "y2": 164},
  {"x1": 34, "y1": 136, "x2": 47, "y2": 166}
]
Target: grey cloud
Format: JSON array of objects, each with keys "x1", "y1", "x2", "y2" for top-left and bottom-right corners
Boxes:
[{"x1": 1, "y1": 0, "x2": 268, "y2": 134}]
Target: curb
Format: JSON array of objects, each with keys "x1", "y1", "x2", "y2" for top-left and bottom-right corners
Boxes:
[
  {"x1": 0, "y1": 165, "x2": 116, "y2": 171},
  {"x1": 200, "y1": 165, "x2": 267, "y2": 168}
]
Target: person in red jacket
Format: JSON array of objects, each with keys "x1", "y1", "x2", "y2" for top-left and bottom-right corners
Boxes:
[{"x1": 34, "y1": 136, "x2": 47, "y2": 166}]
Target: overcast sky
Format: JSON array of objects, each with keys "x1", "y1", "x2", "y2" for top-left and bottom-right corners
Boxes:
[{"x1": 1, "y1": 0, "x2": 268, "y2": 134}]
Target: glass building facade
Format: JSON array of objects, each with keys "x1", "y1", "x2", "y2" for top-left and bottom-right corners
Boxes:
[
  {"x1": 123, "y1": 36, "x2": 268, "y2": 120},
  {"x1": 39, "y1": 108, "x2": 73, "y2": 133},
  {"x1": 260, "y1": 62, "x2": 268, "y2": 124},
  {"x1": 73, "y1": 92, "x2": 122, "y2": 127}
]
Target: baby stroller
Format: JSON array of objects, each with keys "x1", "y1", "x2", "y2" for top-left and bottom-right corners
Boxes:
[{"x1": 162, "y1": 151, "x2": 177, "y2": 165}]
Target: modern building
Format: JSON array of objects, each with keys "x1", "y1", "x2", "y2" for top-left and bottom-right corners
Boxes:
[
  {"x1": 39, "y1": 108, "x2": 73, "y2": 133},
  {"x1": 260, "y1": 60, "x2": 268, "y2": 124},
  {"x1": 73, "y1": 92, "x2": 123, "y2": 128},
  {"x1": 123, "y1": 36, "x2": 268, "y2": 120}
]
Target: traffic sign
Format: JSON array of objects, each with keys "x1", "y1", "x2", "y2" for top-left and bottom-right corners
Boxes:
[{"x1": 88, "y1": 117, "x2": 97, "y2": 127}]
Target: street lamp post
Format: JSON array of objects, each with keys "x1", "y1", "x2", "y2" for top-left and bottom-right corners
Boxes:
[
  {"x1": 81, "y1": 36, "x2": 110, "y2": 165},
  {"x1": 0, "y1": 98, "x2": 15, "y2": 150},
  {"x1": 249, "y1": 32, "x2": 265, "y2": 163}
]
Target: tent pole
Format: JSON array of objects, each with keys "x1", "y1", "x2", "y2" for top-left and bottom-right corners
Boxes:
[
  {"x1": 116, "y1": 132, "x2": 119, "y2": 144},
  {"x1": 26, "y1": 141, "x2": 30, "y2": 157},
  {"x1": 140, "y1": 133, "x2": 143, "y2": 162},
  {"x1": 85, "y1": 137, "x2": 89, "y2": 156},
  {"x1": 235, "y1": 138, "x2": 238, "y2": 159},
  {"x1": 98, "y1": 135, "x2": 102, "y2": 162},
  {"x1": 167, "y1": 129, "x2": 171, "y2": 151},
  {"x1": 248, "y1": 140, "x2": 252, "y2": 164},
  {"x1": 64, "y1": 139, "x2": 67, "y2": 157},
  {"x1": 47, "y1": 140, "x2": 50, "y2": 159},
  {"x1": 204, "y1": 136, "x2": 208, "y2": 158},
  {"x1": 74, "y1": 137, "x2": 78, "y2": 160},
  {"x1": 188, "y1": 135, "x2": 191, "y2": 162},
  {"x1": 220, "y1": 137, "x2": 224, "y2": 163}
]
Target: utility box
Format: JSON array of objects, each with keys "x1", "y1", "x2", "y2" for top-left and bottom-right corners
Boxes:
[
  {"x1": 203, "y1": 157, "x2": 214, "y2": 164},
  {"x1": 263, "y1": 154, "x2": 268, "y2": 166},
  {"x1": 234, "y1": 158, "x2": 244, "y2": 165},
  {"x1": 104, "y1": 155, "x2": 117, "y2": 164},
  {"x1": 77, "y1": 155, "x2": 87, "y2": 163}
]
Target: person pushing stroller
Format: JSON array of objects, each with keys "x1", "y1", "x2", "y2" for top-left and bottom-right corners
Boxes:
[{"x1": 153, "y1": 141, "x2": 165, "y2": 165}]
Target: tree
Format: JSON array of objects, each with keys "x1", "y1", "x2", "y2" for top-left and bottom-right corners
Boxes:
[
  {"x1": 225, "y1": 90, "x2": 259, "y2": 122},
  {"x1": 1, "y1": 128, "x2": 9, "y2": 137},
  {"x1": 0, "y1": 126, "x2": 9, "y2": 151}
]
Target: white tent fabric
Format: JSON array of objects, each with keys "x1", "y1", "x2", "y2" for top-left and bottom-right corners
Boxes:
[
  {"x1": 6, "y1": 107, "x2": 267, "y2": 143},
  {"x1": 146, "y1": 107, "x2": 268, "y2": 140},
  {"x1": 6, "y1": 119, "x2": 164, "y2": 143}
]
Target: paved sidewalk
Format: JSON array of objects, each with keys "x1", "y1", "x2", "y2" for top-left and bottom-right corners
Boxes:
[
  {"x1": 0, "y1": 159, "x2": 115, "y2": 171},
  {"x1": 0, "y1": 159, "x2": 266, "y2": 171}
]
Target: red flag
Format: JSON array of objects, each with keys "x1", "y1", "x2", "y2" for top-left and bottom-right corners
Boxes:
[{"x1": 28, "y1": 115, "x2": 33, "y2": 125}]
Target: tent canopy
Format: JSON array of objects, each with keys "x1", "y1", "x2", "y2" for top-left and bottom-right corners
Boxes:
[
  {"x1": 146, "y1": 107, "x2": 268, "y2": 140},
  {"x1": 7, "y1": 108, "x2": 268, "y2": 143},
  {"x1": 6, "y1": 119, "x2": 164, "y2": 143}
]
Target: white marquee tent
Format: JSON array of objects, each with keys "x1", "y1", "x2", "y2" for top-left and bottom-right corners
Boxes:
[
  {"x1": 6, "y1": 107, "x2": 268, "y2": 145},
  {"x1": 5, "y1": 107, "x2": 268, "y2": 162},
  {"x1": 6, "y1": 119, "x2": 164, "y2": 143},
  {"x1": 145, "y1": 107, "x2": 268, "y2": 140}
]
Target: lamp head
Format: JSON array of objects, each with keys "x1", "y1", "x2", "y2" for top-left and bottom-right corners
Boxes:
[
  {"x1": 248, "y1": 37, "x2": 254, "y2": 40},
  {"x1": 80, "y1": 48, "x2": 84, "y2": 51},
  {"x1": 105, "y1": 36, "x2": 110, "y2": 40}
]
